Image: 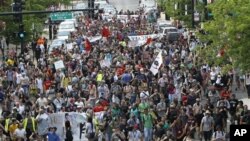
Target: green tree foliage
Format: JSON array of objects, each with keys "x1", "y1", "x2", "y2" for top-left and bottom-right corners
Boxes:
[
  {"x1": 157, "y1": 0, "x2": 205, "y2": 27},
  {"x1": 0, "y1": 0, "x2": 70, "y2": 44},
  {"x1": 198, "y1": 0, "x2": 250, "y2": 72}
]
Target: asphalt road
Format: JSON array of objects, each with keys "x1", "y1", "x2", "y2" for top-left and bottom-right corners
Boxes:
[{"x1": 108, "y1": 0, "x2": 140, "y2": 11}]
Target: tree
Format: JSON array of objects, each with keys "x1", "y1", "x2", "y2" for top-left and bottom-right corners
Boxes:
[
  {"x1": 0, "y1": 0, "x2": 71, "y2": 44},
  {"x1": 197, "y1": 0, "x2": 250, "y2": 73},
  {"x1": 157, "y1": 0, "x2": 205, "y2": 27}
]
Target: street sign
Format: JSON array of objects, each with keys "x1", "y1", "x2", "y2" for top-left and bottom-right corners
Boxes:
[
  {"x1": 49, "y1": 12, "x2": 73, "y2": 21},
  {"x1": 194, "y1": 12, "x2": 200, "y2": 22}
]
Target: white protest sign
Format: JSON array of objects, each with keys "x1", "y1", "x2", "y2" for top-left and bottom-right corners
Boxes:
[
  {"x1": 89, "y1": 36, "x2": 102, "y2": 43},
  {"x1": 117, "y1": 15, "x2": 128, "y2": 22},
  {"x1": 66, "y1": 43, "x2": 73, "y2": 50},
  {"x1": 128, "y1": 34, "x2": 159, "y2": 41},
  {"x1": 128, "y1": 40, "x2": 147, "y2": 47},
  {"x1": 54, "y1": 60, "x2": 65, "y2": 70},
  {"x1": 100, "y1": 59, "x2": 111, "y2": 68},
  {"x1": 150, "y1": 51, "x2": 163, "y2": 75}
]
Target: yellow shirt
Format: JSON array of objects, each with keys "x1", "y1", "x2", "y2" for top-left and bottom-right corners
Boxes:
[
  {"x1": 6, "y1": 59, "x2": 14, "y2": 66},
  {"x1": 9, "y1": 123, "x2": 18, "y2": 134},
  {"x1": 62, "y1": 77, "x2": 71, "y2": 88}
]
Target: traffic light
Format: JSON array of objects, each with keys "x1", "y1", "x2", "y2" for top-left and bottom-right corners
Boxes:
[
  {"x1": 12, "y1": 0, "x2": 25, "y2": 23},
  {"x1": 18, "y1": 24, "x2": 26, "y2": 39},
  {"x1": 88, "y1": 0, "x2": 95, "y2": 8}
]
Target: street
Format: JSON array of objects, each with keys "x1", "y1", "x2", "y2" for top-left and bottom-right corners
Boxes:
[{"x1": 108, "y1": 0, "x2": 140, "y2": 11}]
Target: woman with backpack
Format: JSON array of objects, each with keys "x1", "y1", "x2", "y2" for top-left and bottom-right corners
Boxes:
[{"x1": 211, "y1": 125, "x2": 226, "y2": 141}]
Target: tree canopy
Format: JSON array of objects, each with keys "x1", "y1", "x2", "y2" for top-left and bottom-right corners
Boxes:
[
  {"x1": 198, "y1": 0, "x2": 250, "y2": 73},
  {"x1": 157, "y1": 0, "x2": 206, "y2": 27},
  {"x1": 0, "y1": 0, "x2": 71, "y2": 44}
]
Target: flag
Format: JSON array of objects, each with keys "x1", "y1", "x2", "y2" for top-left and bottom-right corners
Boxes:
[
  {"x1": 146, "y1": 37, "x2": 152, "y2": 45},
  {"x1": 217, "y1": 48, "x2": 225, "y2": 57},
  {"x1": 101, "y1": 26, "x2": 110, "y2": 38},
  {"x1": 85, "y1": 38, "x2": 92, "y2": 52},
  {"x1": 150, "y1": 51, "x2": 163, "y2": 75}
]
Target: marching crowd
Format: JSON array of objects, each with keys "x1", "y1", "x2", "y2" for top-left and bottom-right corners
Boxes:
[{"x1": 0, "y1": 7, "x2": 250, "y2": 141}]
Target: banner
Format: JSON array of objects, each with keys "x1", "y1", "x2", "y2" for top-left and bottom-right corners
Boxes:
[
  {"x1": 89, "y1": 35, "x2": 102, "y2": 43},
  {"x1": 54, "y1": 60, "x2": 65, "y2": 70},
  {"x1": 128, "y1": 34, "x2": 159, "y2": 41},
  {"x1": 150, "y1": 51, "x2": 163, "y2": 75},
  {"x1": 48, "y1": 112, "x2": 87, "y2": 141},
  {"x1": 128, "y1": 40, "x2": 147, "y2": 48},
  {"x1": 117, "y1": 15, "x2": 128, "y2": 22}
]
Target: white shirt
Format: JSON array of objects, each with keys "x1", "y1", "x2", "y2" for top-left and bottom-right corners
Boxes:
[
  {"x1": 36, "y1": 78, "x2": 43, "y2": 92},
  {"x1": 212, "y1": 131, "x2": 226, "y2": 141},
  {"x1": 36, "y1": 97, "x2": 48, "y2": 107},
  {"x1": 75, "y1": 101, "x2": 84, "y2": 108},
  {"x1": 14, "y1": 128, "x2": 26, "y2": 138},
  {"x1": 16, "y1": 73, "x2": 22, "y2": 84},
  {"x1": 86, "y1": 122, "x2": 95, "y2": 134},
  {"x1": 128, "y1": 130, "x2": 142, "y2": 141},
  {"x1": 140, "y1": 91, "x2": 149, "y2": 99},
  {"x1": 210, "y1": 71, "x2": 216, "y2": 80}
]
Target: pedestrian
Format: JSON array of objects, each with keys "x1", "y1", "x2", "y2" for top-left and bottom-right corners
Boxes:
[{"x1": 47, "y1": 127, "x2": 60, "y2": 141}]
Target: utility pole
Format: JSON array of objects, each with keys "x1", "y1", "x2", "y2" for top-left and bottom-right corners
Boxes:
[
  {"x1": 13, "y1": 0, "x2": 25, "y2": 54},
  {"x1": 88, "y1": 0, "x2": 95, "y2": 18},
  {"x1": 204, "y1": 0, "x2": 208, "y2": 21}
]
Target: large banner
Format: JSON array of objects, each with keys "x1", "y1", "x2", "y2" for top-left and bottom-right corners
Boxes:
[
  {"x1": 128, "y1": 34, "x2": 159, "y2": 41},
  {"x1": 47, "y1": 112, "x2": 87, "y2": 141}
]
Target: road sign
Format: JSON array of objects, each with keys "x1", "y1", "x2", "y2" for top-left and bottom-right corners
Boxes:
[
  {"x1": 49, "y1": 12, "x2": 73, "y2": 21},
  {"x1": 194, "y1": 12, "x2": 200, "y2": 22}
]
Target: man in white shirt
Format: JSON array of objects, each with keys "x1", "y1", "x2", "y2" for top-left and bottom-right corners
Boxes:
[
  {"x1": 36, "y1": 94, "x2": 48, "y2": 108},
  {"x1": 200, "y1": 110, "x2": 214, "y2": 141},
  {"x1": 128, "y1": 125, "x2": 142, "y2": 141}
]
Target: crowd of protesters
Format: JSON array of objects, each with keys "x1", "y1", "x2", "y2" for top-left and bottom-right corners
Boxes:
[{"x1": 0, "y1": 6, "x2": 250, "y2": 141}]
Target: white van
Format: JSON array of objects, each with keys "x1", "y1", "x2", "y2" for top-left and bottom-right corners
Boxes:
[
  {"x1": 64, "y1": 18, "x2": 78, "y2": 28},
  {"x1": 58, "y1": 21, "x2": 76, "y2": 32},
  {"x1": 159, "y1": 26, "x2": 180, "y2": 42}
]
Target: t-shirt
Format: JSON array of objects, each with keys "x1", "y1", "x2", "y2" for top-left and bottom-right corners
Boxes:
[
  {"x1": 14, "y1": 128, "x2": 26, "y2": 138},
  {"x1": 201, "y1": 116, "x2": 214, "y2": 131},
  {"x1": 142, "y1": 114, "x2": 153, "y2": 128},
  {"x1": 128, "y1": 130, "x2": 142, "y2": 141},
  {"x1": 47, "y1": 132, "x2": 60, "y2": 141}
]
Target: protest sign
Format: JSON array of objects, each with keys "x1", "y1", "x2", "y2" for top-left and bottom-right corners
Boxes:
[
  {"x1": 89, "y1": 36, "x2": 102, "y2": 43},
  {"x1": 100, "y1": 59, "x2": 111, "y2": 68},
  {"x1": 66, "y1": 43, "x2": 73, "y2": 50},
  {"x1": 150, "y1": 51, "x2": 163, "y2": 75},
  {"x1": 128, "y1": 40, "x2": 147, "y2": 47},
  {"x1": 54, "y1": 60, "x2": 65, "y2": 70}
]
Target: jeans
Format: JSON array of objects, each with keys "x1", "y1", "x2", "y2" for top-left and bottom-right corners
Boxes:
[
  {"x1": 203, "y1": 130, "x2": 212, "y2": 141},
  {"x1": 22, "y1": 85, "x2": 29, "y2": 96},
  {"x1": 144, "y1": 127, "x2": 153, "y2": 141}
]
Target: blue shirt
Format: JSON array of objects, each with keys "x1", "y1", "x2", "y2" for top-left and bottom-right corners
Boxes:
[{"x1": 48, "y1": 132, "x2": 60, "y2": 141}]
